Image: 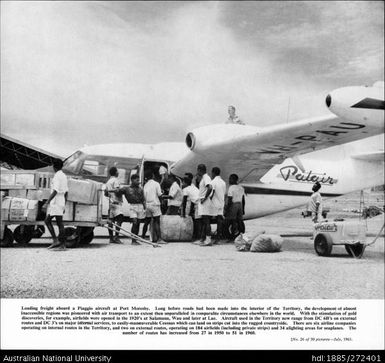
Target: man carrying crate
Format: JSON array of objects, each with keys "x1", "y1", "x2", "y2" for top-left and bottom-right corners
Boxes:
[{"x1": 44, "y1": 159, "x2": 68, "y2": 251}]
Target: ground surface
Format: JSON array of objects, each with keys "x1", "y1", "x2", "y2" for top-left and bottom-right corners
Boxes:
[{"x1": 1, "y1": 191, "x2": 384, "y2": 299}]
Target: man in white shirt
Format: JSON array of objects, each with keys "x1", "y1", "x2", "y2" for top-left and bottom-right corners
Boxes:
[
  {"x1": 44, "y1": 159, "x2": 68, "y2": 251},
  {"x1": 308, "y1": 182, "x2": 323, "y2": 223},
  {"x1": 164, "y1": 174, "x2": 183, "y2": 215},
  {"x1": 210, "y1": 167, "x2": 227, "y2": 242},
  {"x1": 226, "y1": 105, "x2": 245, "y2": 125},
  {"x1": 181, "y1": 176, "x2": 201, "y2": 240},
  {"x1": 106, "y1": 167, "x2": 124, "y2": 244},
  {"x1": 196, "y1": 164, "x2": 216, "y2": 246},
  {"x1": 143, "y1": 170, "x2": 165, "y2": 243},
  {"x1": 225, "y1": 173, "x2": 246, "y2": 240}
]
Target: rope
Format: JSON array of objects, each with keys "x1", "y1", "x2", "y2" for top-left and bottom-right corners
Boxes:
[{"x1": 366, "y1": 222, "x2": 385, "y2": 247}]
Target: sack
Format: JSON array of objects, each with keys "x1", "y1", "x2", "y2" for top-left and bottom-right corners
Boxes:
[
  {"x1": 234, "y1": 234, "x2": 250, "y2": 251},
  {"x1": 234, "y1": 230, "x2": 266, "y2": 252},
  {"x1": 250, "y1": 234, "x2": 283, "y2": 253}
]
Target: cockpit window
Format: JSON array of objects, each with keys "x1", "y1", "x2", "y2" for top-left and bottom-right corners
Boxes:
[
  {"x1": 63, "y1": 151, "x2": 85, "y2": 174},
  {"x1": 83, "y1": 160, "x2": 108, "y2": 177}
]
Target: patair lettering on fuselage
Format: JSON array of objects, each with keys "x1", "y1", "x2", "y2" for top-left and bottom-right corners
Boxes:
[{"x1": 278, "y1": 165, "x2": 337, "y2": 185}]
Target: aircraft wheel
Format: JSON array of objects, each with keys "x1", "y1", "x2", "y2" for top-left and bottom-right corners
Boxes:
[
  {"x1": 345, "y1": 243, "x2": 365, "y2": 258},
  {"x1": 314, "y1": 233, "x2": 333, "y2": 257},
  {"x1": 1, "y1": 227, "x2": 14, "y2": 247},
  {"x1": 77, "y1": 227, "x2": 94, "y2": 245},
  {"x1": 14, "y1": 225, "x2": 34, "y2": 244},
  {"x1": 64, "y1": 227, "x2": 79, "y2": 248}
]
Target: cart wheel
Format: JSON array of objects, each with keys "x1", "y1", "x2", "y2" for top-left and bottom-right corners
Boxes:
[
  {"x1": 32, "y1": 225, "x2": 45, "y2": 238},
  {"x1": 64, "y1": 227, "x2": 79, "y2": 248},
  {"x1": 314, "y1": 233, "x2": 333, "y2": 256},
  {"x1": 345, "y1": 244, "x2": 365, "y2": 258},
  {"x1": 77, "y1": 227, "x2": 94, "y2": 245},
  {"x1": 1, "y1": 227, "x2": 14, "y2": 247},
  {"x1": 14, "y1": 225, "x2": 34, "y2": 244}
]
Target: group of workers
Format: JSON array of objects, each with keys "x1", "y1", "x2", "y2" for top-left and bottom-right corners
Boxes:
[
  {"x1": 40, "y1": 101, "x2": 321, "y2": 251},
  {"x1": 106, "y1": 163, "x2": 246, "y2": 247}
]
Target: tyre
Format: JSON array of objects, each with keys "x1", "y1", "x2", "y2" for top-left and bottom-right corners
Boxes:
[
  {"x1": 14, "y1": 225, "x2": 34, "y2": 245},
  {"x1": 1, "y1": 227, "x2": 14, "y2": 247},
  {"x1": 77, "y1": 227, "x2": 94, "y2": 245},
  {"x1": 314, "y1": 233, "x2": 333, "y2": 256},
  {"x1": 345, "y1": 243, "x2": 365, "y2": 258},
  {"x1": 64, "y1": 227, "x2": 79, "y2": 248}
]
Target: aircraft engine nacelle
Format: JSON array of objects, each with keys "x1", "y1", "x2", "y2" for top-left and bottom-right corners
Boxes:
[
  {"x1": 326, "y1": 81, "x2": 384, "y2": 125},
  {"x1": 185, "y1": 124, "x2": 259, "y2": 154}
]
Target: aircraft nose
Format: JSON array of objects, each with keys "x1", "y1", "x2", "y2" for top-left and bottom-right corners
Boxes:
[{"x1": 325, "y1": 94, "x2": 332, "y2": 108}]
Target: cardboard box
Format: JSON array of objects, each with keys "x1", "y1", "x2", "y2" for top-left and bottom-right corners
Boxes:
[
  {"x1": 15, "y1": 173, "x2": 36, "y2": 187},
  {"x1": 0, "y1": 197, "x2": 39, "y2": 222},
  {"x1": 26, "y1": 188, "x2": 52, "y2": 201},
  {"x1": 0, "y1": 173, "x2": 15, "y2": 186},
  {"x1": 75, "y1": 204, "x2": 98, "y2": 222},
  {"x1": 1, "y1": 197, "x2": 12, "y2": 221},
  {"x1": 26, "y1": 189, "x2": 45, "y2": 200},
  {"x1": 0, "y1": 172, "x2": 36, "y2": 188},
  {"x1": 9, "y1": 198, "x2": 31, "y2": 222},
  {"x1": 1, "y1": 197, "x2": 12, "y2": 210},
  {"x1": 9, "y1": 209, "x2": 27, "y2": 221},
  {"x1": 26, "y1": 200, "x2": 39, "y2": 222},
  {"x1": 9, "y1": 189, "x2": 28, "y2": 198},
  {"x1": 67, "y1": 179, "x2": 101, "y2": 205},
  {"x1": 10, "y1": 198, "x2": 30, "y2": 210}
]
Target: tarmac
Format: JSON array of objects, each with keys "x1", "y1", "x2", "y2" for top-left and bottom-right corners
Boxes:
[
  {"x1": 1, "y1": 192, "x2": 384, "y2": 299},
  {"x1": 0, "y1": 232, "x2": 383, "y2": 299}
]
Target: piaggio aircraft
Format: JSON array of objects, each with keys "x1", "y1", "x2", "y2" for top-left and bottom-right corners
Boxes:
[{"x1": 59, "y1": 81, "x2": 384, "y2": 220}]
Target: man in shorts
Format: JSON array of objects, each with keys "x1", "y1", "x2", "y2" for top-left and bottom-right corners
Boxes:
[
  {"x1": 123, "y1": 174, "x2": 146, "y2": 245},
  {"x1": 44, "y1": 159, "x2": 68, "y2": 251},
  {"x1": 143, "y1": 170, "x2": 165, "y2": 244},
  {"x1": 210, "y1": 167, "x2": 227, "y2": 242},
  {"x1": 164, "y1": 174, "x2": 183, "y2": 215},
  {"x1": 308, "y1": 182, "x2": 323, "y2": 224},
  {"x1": 181, "y1": 176, "x2": 201, "y2": 240},
  {"x1": 105, "y1": 166, "x2": 124, "y2": 244},
  {"x1": 196, "y1": 164, "x2": 216, "y2": 246},
  {"x1": 225, "y1": 173, "x2": 245, "y2": 240}
]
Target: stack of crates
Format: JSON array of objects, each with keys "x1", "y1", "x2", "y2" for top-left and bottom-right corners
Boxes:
[{"x1": 1, "y1": 170, "x2": 104, "y2": 223}]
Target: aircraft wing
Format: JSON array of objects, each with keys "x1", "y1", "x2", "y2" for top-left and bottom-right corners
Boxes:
[{"x1": 171, "y1": 113, "x2": 384, "y2": 182}]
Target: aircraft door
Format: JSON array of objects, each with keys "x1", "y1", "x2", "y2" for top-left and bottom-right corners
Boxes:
[{"x1": 137, "y1": 155, "x2": 145, "y2": 186}]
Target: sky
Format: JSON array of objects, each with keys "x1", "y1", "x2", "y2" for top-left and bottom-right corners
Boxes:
[{"x1": 1, "y1": 1, "x2": 384, "y2": 157}]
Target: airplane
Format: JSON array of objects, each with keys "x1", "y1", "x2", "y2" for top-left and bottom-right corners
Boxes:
[
  {"x1": 56, "y1": 81, "x2": 384, "y2": 220},
  {"x1": 1, "y1": 81, "x2": 383, "y2": 222}
]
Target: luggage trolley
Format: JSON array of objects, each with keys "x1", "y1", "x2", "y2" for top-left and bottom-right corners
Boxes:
[{"x1": 0, "y1": 188, "x2": 109, "y2": 249}]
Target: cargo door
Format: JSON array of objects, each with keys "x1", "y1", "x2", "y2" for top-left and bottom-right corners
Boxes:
[{"x1": 134, "y1": 155, "x2": 145, "y2": 186}]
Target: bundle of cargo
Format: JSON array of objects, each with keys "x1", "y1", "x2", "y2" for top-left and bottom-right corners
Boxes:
[
  {"x1": 74, "y1": 203, "x2": 99, "y2": 222},
  {"x1": 67, "y1": 178, "x2": 103, "y2": 205},
  {"x1": 160, "y1": 215, "x2": 193, "y2": 242},
  {"x1": 1, "y1": 197, "x2": 39, "y2": 222},
  {"x1": 0, "y1": 172, "x2": 37, "y2": 189},
  {"x1": 0, "y1": 170, "x2": 53, "y2": 200}
]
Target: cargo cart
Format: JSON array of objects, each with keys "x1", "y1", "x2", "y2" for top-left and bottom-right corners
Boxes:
[
  {"x1": 1, "y1": 170, "x2": 110, "y2": 248},
  {"x1": 0, "y1": 190, "x2": 108, "y2": 248},
  {"x1": 0, "y1": 190, "x2": 109, "y2": 248}
]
